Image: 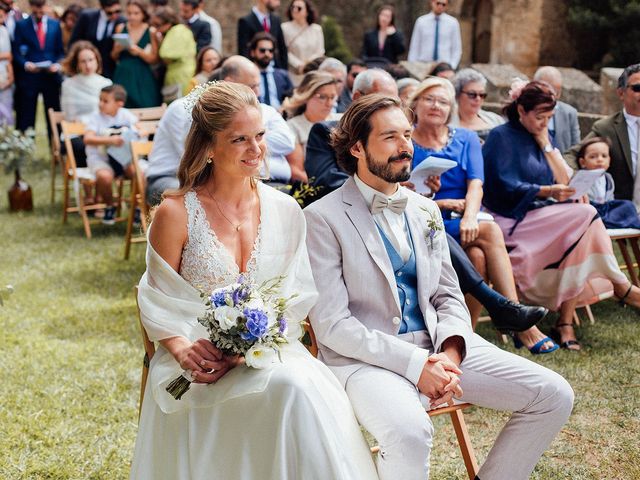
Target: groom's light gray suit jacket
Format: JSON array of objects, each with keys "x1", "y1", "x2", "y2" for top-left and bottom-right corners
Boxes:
[{"x1": 304, "y1": 177, "x2": 473, "y2": 386}]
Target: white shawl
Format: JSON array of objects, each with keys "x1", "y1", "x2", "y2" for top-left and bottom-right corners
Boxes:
[{"x1": 137, "y1": 184, "x2": 319, "y2": 413}]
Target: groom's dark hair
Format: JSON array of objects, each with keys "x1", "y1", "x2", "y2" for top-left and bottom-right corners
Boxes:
[{"x1": 330, "y1": 94, "x2": 402, "y2": 175}]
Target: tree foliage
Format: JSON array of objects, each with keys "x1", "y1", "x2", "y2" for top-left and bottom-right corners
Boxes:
[{"x1": 321, "y1": 15, "x2": 352, "y2": 64}]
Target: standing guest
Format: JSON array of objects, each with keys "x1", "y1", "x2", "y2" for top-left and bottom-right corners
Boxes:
[
  {"x1": 451, "y1": 68, "x2": 504, "y2": 142},
  {"x1": 361, "y1": 4, "x2": 405, "y2": 65},
  {"x1": 337, "y1": 58, "x2": 367, "y2": 113},
  {"x1": 3, "y1": 0, "x2": 26, "y2": 40},
  {"x1": 13, "y1": 0, "x2": 64, "y2": 135},
  {"x1": 397, "y1": 77, "x2": 418, "y2": 108},
  {"x1": 408, "y1": 0, "x2": 461, "y2": 68},
  {"x1": 281, "y1": 0, "x2": 323, "y2": 86},
  {"x1": 69, "y1": 0, "x2": 126, "y2": 79},
  {"x1": 534, "y1": 66, "x2": 580, "y2": 153},
  {"x1": 188, "y1": 45, "x2": 221, "y2": 92},
  {"x1": 565, "y1": 64, "x2": 640, "y2": 208},
  {"x1": 249, "y1": 31, "x2": 292, "y2": 109},
  {"x1": 483, "y1": 79, "x2": 640, "y2": 350},
  {"x1": 151, "y1": 6, "x2": 196, "y2": 100},
  {"x1": 180, "y1": 0, "x2": 211, "y2": 53},
  {"x1": 0, "y1": 2, "x2": 14, "y2": 125},
  {"x1": 318, "y1": 57, "x2": 347, "y2": 112},
  {"x1": 283, "y1": 70, "x2": 339, "y2": 181},
  {"x1": 238, "y1": 0, "x2": 288, "y2": 69},
  {"x1": 149, "y1": 0, "x2": 168, "y2": 9},
  {"x1": 60, "y1": 4, "x2": 82, "y2": 51},
  {"x1": 430, "y1": 61, "x2": 455, "y2": 80},
  {"x1": 197, "y1": 0, "x2": 222, "y2": 53},
  {"x1": 112, "y1": 0, "x2": 161, "y2": 108}
]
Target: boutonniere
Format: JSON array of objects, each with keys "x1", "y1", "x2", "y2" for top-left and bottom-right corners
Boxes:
[{"x1": 421, "y1": 206, "x2": 443, "y2": 249}]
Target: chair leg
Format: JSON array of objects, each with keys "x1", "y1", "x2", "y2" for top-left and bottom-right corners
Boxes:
[
  {"x1": 617, "y1": 239, "x2": 639, "y2": 286},
  {"x1": 77, "y1": 187, "x2": 92, "y2": 239},
  {"x1": 629, "y1": 238, "x2": 640, "y2": 287},
  {"x1": 139, "y1": 353, "x2": 149, "y2": 422},
  {"x1": 124, "y1": 183, "x2": 137, "y2": 260},
  {"x1": 449, "y1": 409, "x2": 479, "y2": 480},
  {"x1": 573, "y1": 310, "x2": 581, "y2": 327},
  {"x1": 62, "y1": 170, "x2": 70, "y2": 224},
  {"x1": 584, "y1": 304, "x2": 595, "y2": 325},
  {"x1": 50, "y1": 155, "x2": 57, "y2": 204}
]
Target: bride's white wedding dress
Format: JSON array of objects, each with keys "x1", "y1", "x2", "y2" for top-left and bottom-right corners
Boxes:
[{"x1": 131, "y1": 184, "x2": 378, "y2": 479}]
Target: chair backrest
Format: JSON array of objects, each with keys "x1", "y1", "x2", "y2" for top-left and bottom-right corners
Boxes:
[
  {"x1": 130, "y1": 104, "x2": 167, "y2": 121},
  {"x1": 60, "y1": 120, "x2": 86, "y2": 175},
  {"x1": 131, "y1": 140, "x2": 153, "y2": 197},
  {"x1": 303, "y1": 321, "x2": 319, "y2": 358},
  {"x1": 48, "y1": 109, "x2": 65, "y2": 161},
  {"x1": 137, "y1": 120, "x2": 160, "y2": 136}
]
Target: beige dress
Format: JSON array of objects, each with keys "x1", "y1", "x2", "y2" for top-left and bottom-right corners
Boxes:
[{"x1": 281, "y1": 21, "x2": 325, "y2": 86}]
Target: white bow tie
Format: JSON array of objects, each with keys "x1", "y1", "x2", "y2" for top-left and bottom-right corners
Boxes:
[{"x1": 371, "y1": 192, "x2": 408, "y2": 215}]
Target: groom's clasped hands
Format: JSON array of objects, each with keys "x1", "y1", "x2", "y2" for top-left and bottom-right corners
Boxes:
[{"x1": 418, "y1": 352, "x2": 464, "y2": 409}]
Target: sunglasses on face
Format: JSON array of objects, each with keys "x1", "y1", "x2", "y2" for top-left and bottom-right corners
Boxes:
[
  {"x1": 258, "y1": 48, "x2": 274, "y2": 54},
  {"x1": 105, "y1": 7, "x2": 122, "y2": 15},
  {"x1": 435, "y1": 1, "x2": 447, "y2": 6},
  {"x1": 628, "y1": 84, "x2": 640, "y2": 93},
  {"x1": 461, "y1": 91, "x2": 487, "y2": 100},
  {"x1": 293, "y1": 5, "x2": 305, "y2": 12}
]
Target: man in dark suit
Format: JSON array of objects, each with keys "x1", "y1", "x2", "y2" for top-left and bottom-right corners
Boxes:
[
  {"x1": 237, "y1": 0, "x2": 287, "y2": 69},
  {"x1": 180, "y1": 0, "x2": 211, "y2": 52},
  {"x1": 69, "y1": 0, "x2": 125, "y2": 79},
  {"x1": 249, "y1": 32, "x2": 292, "y2": 109},
  {"x1": 12, "y1": 0, "x2": 64, "y2": 135},
  {"x1": 566, "y1": 64, "x2": 640, "y2": 206}
]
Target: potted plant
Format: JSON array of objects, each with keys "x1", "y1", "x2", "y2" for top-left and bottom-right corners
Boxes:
[{"x1": 0, "y1": 125, "x2": 36, "y2": 211}]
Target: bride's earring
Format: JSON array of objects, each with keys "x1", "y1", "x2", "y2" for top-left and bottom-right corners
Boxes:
[{"x1": 207, "y1": 156, "x2": 213, "y2": 164}]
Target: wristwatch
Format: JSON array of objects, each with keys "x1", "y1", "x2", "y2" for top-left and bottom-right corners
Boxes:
[{"x1": 543, "y1": 144, "x2": 554, "y2": 153}]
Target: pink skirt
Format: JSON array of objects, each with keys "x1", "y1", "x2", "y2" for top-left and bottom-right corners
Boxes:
[{"x1": 489, "y1": 203, "x2": 626, "y2": 311}]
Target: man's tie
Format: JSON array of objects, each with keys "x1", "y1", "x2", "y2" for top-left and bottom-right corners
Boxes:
[
  {"x1": 261, "y1": 71, "x2": 271, "y2": 105},
  {"x1": 371, "y1": 193, "x2": 408, "y2": 215},
  {"x1": 36, "y1": 19, "x2": 45, "y2": 49},
  {"x1": 262, "y1": 16, "x2": 270, "y2": 33},
  {"x1": 433, "y1": 16, "x2": 440, "y2": 61}
]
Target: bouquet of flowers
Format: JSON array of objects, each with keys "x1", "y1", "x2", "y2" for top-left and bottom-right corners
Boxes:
[{"x1": 166, "y1": 275, "x2": 298, "y2": 400}]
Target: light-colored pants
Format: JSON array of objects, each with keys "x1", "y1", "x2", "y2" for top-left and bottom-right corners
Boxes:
[{"x1": 344, "y1": 332, "x2": 574, "y2": 480}]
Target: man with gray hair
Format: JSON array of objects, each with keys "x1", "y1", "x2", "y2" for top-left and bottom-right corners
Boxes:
[
  {"x1": 318, "y1": 57, "x2": 348, "y2": 112},
  {"x1": 533, "y1": 66, "x2": 580, "y2": 153}
]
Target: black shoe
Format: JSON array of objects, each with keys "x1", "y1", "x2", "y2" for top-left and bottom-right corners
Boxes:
[{"x1": 487, "y1": 300, "x2": 548, "y2": 334}]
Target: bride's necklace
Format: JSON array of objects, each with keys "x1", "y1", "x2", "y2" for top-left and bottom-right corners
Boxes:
[{"x1": 206, "y1": 186, "x2": 255, "y2": 232}]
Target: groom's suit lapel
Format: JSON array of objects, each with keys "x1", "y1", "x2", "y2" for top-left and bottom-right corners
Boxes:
[
  {"x1": 342, "y1": 178, "x2": 401, "y2": 312},
  {"x1": 405, "y1": 198, "x2": 434, "y2": 319}
]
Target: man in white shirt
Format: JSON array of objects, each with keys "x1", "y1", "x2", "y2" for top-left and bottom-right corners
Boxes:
[
  {"x1": 304, "y1": 94, "x2": 573, "y2": 480},
  {"x1": 198, "y1": 0, "x2": 222, "y2": 53},
  {"x1": 408, "y1": 0, "x2": 462, "y2": 68}
]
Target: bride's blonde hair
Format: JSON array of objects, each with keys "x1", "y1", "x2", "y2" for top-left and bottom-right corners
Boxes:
[{"x1": 166, "y1": 82, "x2": 262, "y2": 197}]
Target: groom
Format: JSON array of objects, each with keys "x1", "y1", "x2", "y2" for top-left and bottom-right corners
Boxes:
[{"x1": 304, "y1": 94, "x2": 574, "y2": 480}]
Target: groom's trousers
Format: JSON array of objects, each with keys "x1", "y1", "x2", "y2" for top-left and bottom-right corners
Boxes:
[{"x1": 344, "y1": 331, "x2": 574, "y2": 480}]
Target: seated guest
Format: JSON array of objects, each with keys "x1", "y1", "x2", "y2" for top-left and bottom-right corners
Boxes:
[
  {"x1": 361, "y1": 4, "x2": 406, "y2": 64},
  {"x1": 451, "y1": 68, "x2": 504, "y2": 142},
  {"x1": 430, "y1": 61, "x2": 455, "y2": 80},
  {"x1": 180, "y1": 0, "x2": 211, "y2": 52},
  {"x1": 188, "y1": 46, "x2": 221, "y2": 91},
  {"x1": 565, "y1": 64, "x2": 640, "y2": 209},
  {"x1": 283, "y1": 70, "x2": 339, "y2": 182},
  {"x1": 397, "y1": 77, "x2": 418, "y2": 108},
  {"x1": 281, "y1": 0, "x2": 324, "y2": 86},
  {"x1": 318, "y1": 57, "x2": 347, "y2": 112},
  {"x1": 578, "y1": 136, "x2": 640, "y2": 229},
  {"x1": 249, "y1": 32, "x2": 293, "y2": 109},
  {"x1": 483, "y1": 79, "x2": 640, "y2": 351},
  {"x1": 337, "y1": 58, "x2": 367, "y2": 113},
  {"x1": 409, "y1": 77, "x2": 556, "y2": 352},
  {"x1": 60, "y1": 4, "x2": 82, "y2": 51},
  {"x1": 0, "y1": 3, "x2": 14, "y2": 125}
]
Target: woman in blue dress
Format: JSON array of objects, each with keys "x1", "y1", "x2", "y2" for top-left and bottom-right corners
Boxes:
[{"x1": 408, "y1": 76, "x2": 558, "y2": 354}]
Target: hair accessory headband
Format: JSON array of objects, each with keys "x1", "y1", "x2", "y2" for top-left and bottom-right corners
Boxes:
[
  {"x1": 182, "y1": 80, "x2": 220, "y2": 113},
  {"x1": 508, "y1": 77, "x2": 529, "y2": 101}
]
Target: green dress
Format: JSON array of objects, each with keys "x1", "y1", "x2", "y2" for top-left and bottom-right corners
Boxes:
[
  {"x1": 113, "y1": 26, "x2": 162, "y2": 108},
  {"x1": 159, "y1": 24, "x2": 196, "y2": 97}
]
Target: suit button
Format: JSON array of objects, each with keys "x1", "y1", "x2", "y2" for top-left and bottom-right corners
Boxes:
[
  {"x1": 392, "y1": 316, "x2": 401, "y2": 325},
  {"x1": 406, "y1": 299, "x2": 411, "y2": 305},
  {"x1": 397, "y1": 271, "x2": 403, "y2": 277}
]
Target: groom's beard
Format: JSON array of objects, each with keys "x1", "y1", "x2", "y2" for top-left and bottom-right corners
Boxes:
[{"x1": 365, "y1": 151, "x2": 412, "y2": 184}]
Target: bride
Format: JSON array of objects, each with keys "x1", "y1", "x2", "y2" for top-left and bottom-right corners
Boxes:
[{"x1": 130, "y1": 82, "x2": 378, "y2": 479}]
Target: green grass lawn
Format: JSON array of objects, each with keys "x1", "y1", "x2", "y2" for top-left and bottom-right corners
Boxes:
[{"x1": 1, "y1": 121, "x2": 639, "y2": 479}]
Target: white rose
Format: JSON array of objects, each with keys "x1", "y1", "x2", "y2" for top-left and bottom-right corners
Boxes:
[
  {"x1": 244, "y1": 297, "x2": 265, "y2": 312},
  {"x1": 214, "y1": 305, "x2": 241, "y2": 331},
  {"x1": 245, "y1": 344, "x2": 278, "y2": 369}
]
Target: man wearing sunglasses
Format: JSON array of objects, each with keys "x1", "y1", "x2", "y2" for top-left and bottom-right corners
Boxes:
[
  {"x1": 408, "y1": 0, "x2": 461, "y2": 69},
  {"x1": 69, "y1": 0, "x2": 125, "y2": 78},
  {"x1": 566, "y1": 64, "x2": 640, "y2": 209},
  {"x1": 249, "y1": 31, "x2": 292, "y2": 109},
  {"x1": 238, "y1": 0, "x2": 288, "y2": 70}
]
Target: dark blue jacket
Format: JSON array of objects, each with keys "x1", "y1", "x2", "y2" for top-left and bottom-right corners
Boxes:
[{"x1": 13, "y1": 16, "x2": 64, "y2": 85}]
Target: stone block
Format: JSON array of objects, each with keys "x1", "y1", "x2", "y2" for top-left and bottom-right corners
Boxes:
[
  {"x1": 600, "y1": 68, "x2": 624, "y2": 116},
  {"x1": 556, "y1": 67, "x2": 602, "y2": 115},
  {"x1": 399, "y1": 61, "x2": 437, "y2": 81},
  {"x1": 470, "y1": 63, "x2": 528, "y2": 103}
]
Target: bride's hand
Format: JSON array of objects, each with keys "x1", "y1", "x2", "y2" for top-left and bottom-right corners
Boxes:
[{"x1": 171, "y1": 338, "x2": 228, "y2": 384}]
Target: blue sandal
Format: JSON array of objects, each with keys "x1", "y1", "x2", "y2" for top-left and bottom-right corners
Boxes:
[{"x1": 512, "y1": 335, "x2": 559, "y2": 354}]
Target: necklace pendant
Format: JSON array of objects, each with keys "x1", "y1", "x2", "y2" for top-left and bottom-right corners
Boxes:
[{"x1": 236, "y1": 225, "x2": 241, "y2": 231}]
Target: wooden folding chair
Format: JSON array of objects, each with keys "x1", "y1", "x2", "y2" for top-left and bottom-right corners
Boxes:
[
  {"x1": 124, "y1": 141, "x2": 153, "y2": 259},
  {"x1": 134, "y1": 286, "x2": 155, "y2": 420},
  {"x1": 48, "y1": 109, "x2": 65, "y2": 204},
  {"x1": 608, "y1": 228, "x2": 640, "y2": 287},
  {"x1": 129, "y1": 104, "x2": 167, "y2": 121},
  {"x1": 303, "y1": 323, "x2": 479, "y2": 479}
]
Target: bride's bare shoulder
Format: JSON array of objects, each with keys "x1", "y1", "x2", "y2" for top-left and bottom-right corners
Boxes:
[{"x1": 149, "y1": 195, "x2": 189, "y2": 264}]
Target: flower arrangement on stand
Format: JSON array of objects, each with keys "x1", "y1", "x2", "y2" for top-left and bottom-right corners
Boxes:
[{"x1": 0, "y1": 125, "x2": 36, "y2": 211}]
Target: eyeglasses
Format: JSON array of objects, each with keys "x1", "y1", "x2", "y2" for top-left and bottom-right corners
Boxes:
[
  {"x1": 461, "y1": 91, "x2": 487, "y2": 100},
  {"x1": 628, "y1": 84, "x2": 640, "y2": 93},
  {"x1": 258, "y1": 48, "x2": 275, "y2": 54},
  {"x1": 105, "y1": 7, "x2": 122, "y2": 15},
  {"x1": 420, "y1": 95, "x2": 451, "y2": 108},
  {"x1": 293, "y1": 5, "x2": 305, "y2": 12},
  {"x1": 312, "y1": 93, "x2": 337, "y2": 103},
  {"x1": 434, "y1": 1, "x2": 447, "y2": 6}
]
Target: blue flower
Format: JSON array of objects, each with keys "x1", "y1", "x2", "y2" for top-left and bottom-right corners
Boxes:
[
  {"x1": 278, "y1": 317, "x2": 287, "y2": 334},
  {"x1": 210, "y1": 290, "x2": 227, "y2": 307},
  {"x1": 232, "y1": 284, "x2": 250, "y2": 306},
  {"x1": 242, "y1": 308, "x2": 269, "y2": 341}
]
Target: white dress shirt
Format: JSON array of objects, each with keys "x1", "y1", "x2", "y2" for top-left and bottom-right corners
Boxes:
[
  {"x1": 260, "y1": 103, "x2": 296, "y2": 182},
  {"x1": 407, "y1": 12, "x2": 462, "y2": 68},
  {"x1": 199, "y1": 10, "x2": 222, "y2": 53},
  {"x1": 96, "y1": 10, "x2": 115, "y2": 42},
  {"x1": 251, "y1": 6, "x2": 270, "y2": 30},
  {"x1": 353, "y1": 174, "x2": 430, "y2": 384},
  {"x1": 624, "y1": 109, "x2": 640, "y2": 176}
]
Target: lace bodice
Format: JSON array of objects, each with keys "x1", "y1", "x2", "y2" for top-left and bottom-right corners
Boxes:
[{"x1": 179, "y1": 191, "x2": 262, "y2": 292}]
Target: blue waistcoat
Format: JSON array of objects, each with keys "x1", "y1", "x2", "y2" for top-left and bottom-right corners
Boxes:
[{"x1": 376, "y1": 223, "x2": 426, "y2": 334}]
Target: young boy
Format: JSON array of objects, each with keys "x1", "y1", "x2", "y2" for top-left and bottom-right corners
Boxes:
[{"x1": 83, "y1": 84, "x2": 140, "y2": 225}]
